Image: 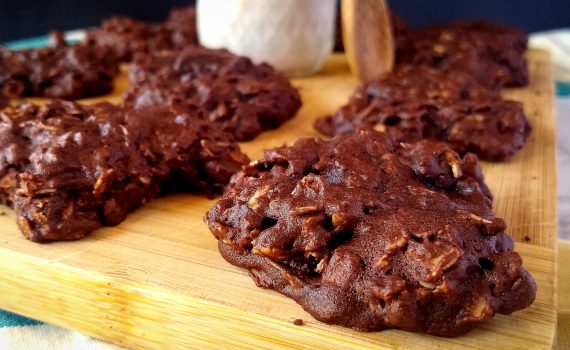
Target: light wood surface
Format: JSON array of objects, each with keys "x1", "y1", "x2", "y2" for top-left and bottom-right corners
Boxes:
[
  {"x1": 341, "y1": 0, "x2": 395, "y2": 81},
  {"x1": 555, "y1": 241, "x2": 570, "y2": 349},
  {"x1": 0, "y1": 51, "x2": 557, "y2": 349}
]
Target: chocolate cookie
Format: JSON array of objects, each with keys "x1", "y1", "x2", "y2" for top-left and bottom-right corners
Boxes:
[
  {"x1": 0, "y1": 92, "x2": 7, "y2": 109},
  {"x1": 0, "y1": 100, "x2": 248, "y2": 242},
  {"x1": 0, "y1": 32, "x2": 120, "y2": 99},
  {"x1": 166, "y1": 6, "x2": 199, "y2": 49},
  {"x1": 125, "y1": 46, "x2": 302, "y2": 141},
  {"x1": 398, "y1": 21, "x2": 528, "y2": 88},
  {"x1": 205, "y1": 128, "x2": 536, "y2": 337},
  {"x1": 85, "y1": 6, "x2": 198, "y2": 62},
  {"x1": 315, "y1": 65, "x2": 531, "y2": 161}
]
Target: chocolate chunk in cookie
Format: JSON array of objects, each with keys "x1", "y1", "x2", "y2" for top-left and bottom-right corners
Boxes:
[
  {"x1": 205, "y1": 128, "x2": 536, "y2": 337},
  {"x1": 0, "y1": 32, "x2": 120, "y2": 99},
  {"x1": 85, "y1": 6, "x2": 198, "y2": 62},
  {"x1": 315, "y1": 65, "x2": 531, "y2": 161},
  {"x1": 125, "y1": 46, "x2": 302, "y2": 141},
  {"x1": 0, "y1": 100, "x2": 248, "y2": 242},
  {"x1": 398, "y1": 21, "x2": 528, "y2": 88}
]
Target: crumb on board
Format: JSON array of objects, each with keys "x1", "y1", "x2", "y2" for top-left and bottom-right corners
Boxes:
[{"x1": 292, "y1": 319, "x2": 304, "y2": 326}]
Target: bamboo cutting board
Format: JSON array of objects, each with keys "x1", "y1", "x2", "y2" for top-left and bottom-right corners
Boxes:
[{"x1": 0, "y1": 50, "x2": 557, "y2": 349}]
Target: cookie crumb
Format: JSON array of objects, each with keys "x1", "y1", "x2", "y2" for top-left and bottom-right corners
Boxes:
[
  {"x1": 292, "y1": 319, "x2": 304, "y2": 326},
  {"x1": 0, "y1": 211, "x2": 6, "y2": 216},
  {"x1": 524, "y1": 236, "x2": 531, "y2": 242}
]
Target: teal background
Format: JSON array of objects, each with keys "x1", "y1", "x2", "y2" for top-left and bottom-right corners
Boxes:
[{"x1": 0, "y1": 311, "x2": 42, "y2": 328}]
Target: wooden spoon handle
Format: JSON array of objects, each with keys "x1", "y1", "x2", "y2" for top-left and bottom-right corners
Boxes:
[{"x1": 342, "y1": 0, "x2": 395, "y2": 82}]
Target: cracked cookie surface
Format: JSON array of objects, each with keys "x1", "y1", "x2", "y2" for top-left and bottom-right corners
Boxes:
[{"x1": 205, "y1": 128, "x2": 536, "y2": 337}]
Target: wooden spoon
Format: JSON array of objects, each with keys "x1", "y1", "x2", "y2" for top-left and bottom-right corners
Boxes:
[{"x1": 342, "y1": 0, "x2": 395, "y2": 81}]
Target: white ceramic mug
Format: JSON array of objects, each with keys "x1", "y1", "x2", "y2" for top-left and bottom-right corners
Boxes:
[{"x1": 197, "y1": 0, "x2": 336, "y2": 77}]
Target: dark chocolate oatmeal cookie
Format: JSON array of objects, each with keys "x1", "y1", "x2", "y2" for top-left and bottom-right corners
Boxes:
[
  {"x1": 85, "y1": 6, "x2": 198, "y2": 62},
  {"x1": 0, "y1": 32, "x2": 120, "y2": 99},
  {"x1": 205, "y1": 128, "x2": 536, "y2": 337},
  {"x1": 125, "y1": 46, "x2": 302, "y2": 141},
  {"x1": 0, "y1": 100, "x2": 248, "y2": 242},
  {"x1": 398, "y1": 21, "x2": 528, "y2": 88},
  {"x1": 315, "y1": 65, "x2": 531, "y2": 161}
]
